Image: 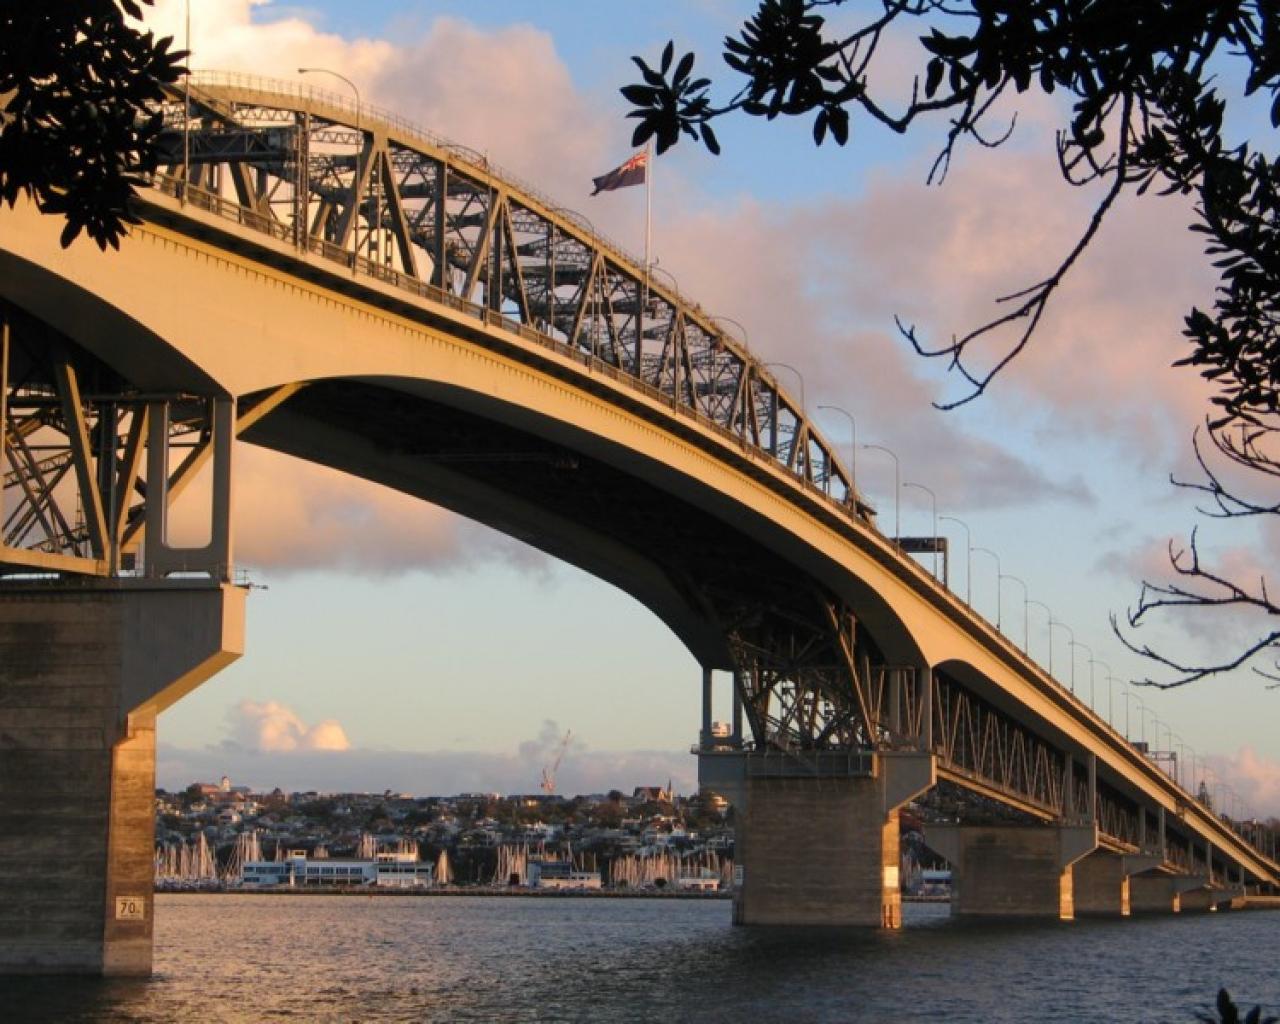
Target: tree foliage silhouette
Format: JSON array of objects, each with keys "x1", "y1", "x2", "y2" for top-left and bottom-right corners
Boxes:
[
  {"x1": 1197, "y1": 988, "x2": 1279, "y2": 1024},
  {"x1": 0, "y1": 1, "x2": 185, "y2": 249},
  {"x1": 623, "y1": 1, "x2": 1279, "y2": 687}
]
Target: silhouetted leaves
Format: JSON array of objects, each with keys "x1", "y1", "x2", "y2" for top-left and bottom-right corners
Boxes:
[
  {"x1": 622, "y1": 0, "x2": 1280, "y2": 687},
  {"x1": 0, "y1": 2, "x2": 187, "y2": 249},
  {"x1": 1195, "y1": 988, "x2": 1279, "y2": 1024}
]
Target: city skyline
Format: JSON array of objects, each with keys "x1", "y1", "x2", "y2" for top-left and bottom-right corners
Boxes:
[{"x1": 139, "y1": 0, "x2": 1278, "y2": 815}]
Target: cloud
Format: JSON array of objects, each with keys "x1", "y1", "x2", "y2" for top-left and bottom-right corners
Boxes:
[
  {"x1": 1097, "y1": 534, "x2": 1276, "y2": 651},
  {"x1": 224, "y1": 698, "x2": 351, "y2": 752},
  {"x1": 159, "y1": 717, "x2": 695, "y2": 796},
  {"x1": 166, "y1": 441, "x2": 551, "y2": 577},
  {"x1": 144, "y1": 2, "x2": 622, "y2": 208},
  {"x1": 1203, "y1": 747, "x2": 1280, "y2": 820}
]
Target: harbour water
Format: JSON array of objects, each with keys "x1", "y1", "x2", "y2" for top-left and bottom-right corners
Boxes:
[{"x1": 3, "y1": 895, "x2": 1278, "y2": 1022}]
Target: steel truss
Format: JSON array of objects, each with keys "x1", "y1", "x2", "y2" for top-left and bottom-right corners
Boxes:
[
  {"x1": 0, "y1": 306, "x2": 296, "y2": 579},
  {"x1": 724, "y1": 592, "x2": 928, "y2": 757},
  {"x1": 930, "y1": 672, "x2": 1066, "y2": 817},
  {"x1": 153, "y1": 75, "x2": 869, "y2": 522}
]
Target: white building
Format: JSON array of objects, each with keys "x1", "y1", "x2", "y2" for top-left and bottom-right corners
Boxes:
[
  {"x1": 241, "y1": 850, "x2": 433, "y2": 888},
  {"x1": 527, "y1": 860, "x2": 602, "y2": 890}
]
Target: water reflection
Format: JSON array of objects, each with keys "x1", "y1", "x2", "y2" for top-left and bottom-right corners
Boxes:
[{"x1": 1, "y1": 896, "x2": 1276, "y2": 1023}]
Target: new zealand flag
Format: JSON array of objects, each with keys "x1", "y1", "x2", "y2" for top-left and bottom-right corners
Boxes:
[{"x1": 591, "y1": 151, "x2": 647, "y2": 194}]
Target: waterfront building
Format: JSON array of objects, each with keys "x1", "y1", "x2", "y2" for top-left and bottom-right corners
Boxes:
[
  {"x1": 527, "y1": 860, "x2": 602, "y2": 890},
  {"x1": 241, "y1": 850, "x2": 434, "y2": 888}
]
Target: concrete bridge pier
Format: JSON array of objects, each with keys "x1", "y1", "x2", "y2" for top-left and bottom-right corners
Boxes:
[
  {"x1": 927, "y1": 823, "x2": 1097, "y2": 919},
  {"x1": 1072, "y1": 851, "x2": 1162, "y2": 917},
  {"x1": 702, "y1": 750, "x2": 934, "y2": 927},
  {"x1": 1129, "y1": 873, "x2": 1209, "y2": 913},
  {"x1": 1179, "y1": 886, "x2": 1237, "y2": 913},
  {"x1": 0, "y1": 583, "x2": 244, "y2": 975}
]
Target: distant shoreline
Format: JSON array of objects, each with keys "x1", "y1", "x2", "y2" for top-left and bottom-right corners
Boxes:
[
  {"x1": 158, "y1": 887, "x2": 953, "y2": 903},
  {"x1": 160, "y1": 886, "x2": 731, "y2": 899}
]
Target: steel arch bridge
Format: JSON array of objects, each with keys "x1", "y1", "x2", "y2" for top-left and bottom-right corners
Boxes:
[{"x1": 1, "y1": 75, "x2": 1276, "y2": 908}]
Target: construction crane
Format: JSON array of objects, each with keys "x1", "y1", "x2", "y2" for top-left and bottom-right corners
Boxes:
[{"x1": 540, "y1": 730, "x2": 572, "y2": 795}]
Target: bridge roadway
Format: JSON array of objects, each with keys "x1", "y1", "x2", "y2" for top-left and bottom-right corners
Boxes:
[{"x1": 0, "y1": 76, "x2": 1275, "y2": 974}]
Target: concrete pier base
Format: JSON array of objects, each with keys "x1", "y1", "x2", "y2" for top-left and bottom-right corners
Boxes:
[
  {"x1": 1129, "y1": 874, "x2": 1208, "y2": 913},
  {"x1": 1073, "y1": 852, "x2": 1131, "y2": 917},
  {"x1": 1178, "y1": 886, "x2": 1236, "y2": 913},
  {"x1": 707, "y1": 750, "x2": 933, "y2": 928},
  {"x1": 927, "y1": 823, "x2": 1097, "y2": 920},
  {"x1": 0, "y1": 583, "x2": 244, "y2": 976}
]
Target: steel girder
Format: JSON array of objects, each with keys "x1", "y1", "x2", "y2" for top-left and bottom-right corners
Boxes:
[
  {"x1": 155, "y1": 76, "x2": 868, "y2": 519},
  {"x1": 0, "y1": 306, "x2": 296, "y2": 580}
]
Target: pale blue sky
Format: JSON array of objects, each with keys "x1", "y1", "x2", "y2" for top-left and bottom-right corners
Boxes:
[{"x1": 147, "y1": 1, "x2": 1278, "y2": 810}]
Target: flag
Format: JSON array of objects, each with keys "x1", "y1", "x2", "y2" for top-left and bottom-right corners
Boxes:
[{"x1": 591, "y1": 151, "x2": 647, "y2": 195}]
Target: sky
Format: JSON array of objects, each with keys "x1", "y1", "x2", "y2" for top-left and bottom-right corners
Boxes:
[{"x1": 135, "y1": 0, "x2": 1278, "y2": 814}]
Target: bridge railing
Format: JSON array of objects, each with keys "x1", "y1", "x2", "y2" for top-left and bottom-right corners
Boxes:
[{"x1": 186, "y1": 71, "x2": 652, "y2": 287}]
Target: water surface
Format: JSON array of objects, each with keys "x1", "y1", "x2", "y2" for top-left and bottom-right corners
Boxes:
[{"x1": 3, "y1": 895, "x2": 1277, "y2": 1022}]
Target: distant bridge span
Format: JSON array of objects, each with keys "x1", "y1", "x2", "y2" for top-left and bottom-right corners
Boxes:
[{"x1": 0, "y1": 76, "x2": 1274, "y2": 974}]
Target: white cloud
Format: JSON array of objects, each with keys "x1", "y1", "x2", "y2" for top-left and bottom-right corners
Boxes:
[
  {"x1": 225, "y1": 698, "x2": 351, "y2": 752},
  {"x1": 159, "y1": 716, "x2": 695, "y2": 796},
  {"x1": 1204, "y1": 746, "x2": 1280, "y2": 820}
]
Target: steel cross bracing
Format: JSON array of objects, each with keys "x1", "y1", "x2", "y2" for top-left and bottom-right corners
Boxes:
[
  {"x1": 0, "y1": 305, "x2": 297, "y2": 580},
  {"x1": 152, "y1": 75, "x2": 867, "y2": 523}
]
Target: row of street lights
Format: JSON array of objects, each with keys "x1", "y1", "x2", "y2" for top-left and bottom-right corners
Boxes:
[
  {"x1": 798, "y1": 407, "x2": 1264, "y2": 833},
  {"x1": 264, "y1": 87, "x2": 1265, "y2": 845}
]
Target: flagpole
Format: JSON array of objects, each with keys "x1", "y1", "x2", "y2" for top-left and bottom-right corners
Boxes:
[
  {"x1": 644, "y1": 141, "x2": 652, "y2": 280},
  {"x1": 643, "y1": 141, "x2": 652, "y2": 383}
]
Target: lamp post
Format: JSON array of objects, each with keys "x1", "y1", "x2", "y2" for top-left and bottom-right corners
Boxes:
[
  {"x1": 710, "y1": 315, "x2": 750, "y2": 356},
  {"x1": 1175, "y1": 736, "x2": 1194, "y2": 793},
  {"x1": 1090, "y1": 659, "x2": 1114, "y2": 728},
  {"x1": 972, "y1": 547, "x2": 1003, "y2": 627},
  {"x1": 1143, "y1": 706, "x2": 1161, "y2": 752},
  {"x1": 903, "y1": 481, "x2": 939, "y2": 579},
  {"x1": 817, "y1": 404, "x2": 857, "y2": 497},
  {"x1": 764, "y1": 361, "x2": 806, "y2": 413},
  {"x1": 1026, "y1": 598, "x2": 1051, "y2": 669},
  {"x1": 1120, "y1": 686, "x2": 1140, "y2": 741},
  {"x1": 938, "y1": 515, "x2": 972, "y2": 604},
  {"x1": 861, "y1": 443, "x2": 900, "y2": 545},
  {"x1": 1000, "y1": 573, "x2": 1028, "y2": 653},
  {"x1": 298, "y1": 67, "x2": 362, "y2": 274},
  {"x1": 1069, "y1": 639, "x2": 1094, "y2": 709},
  {"x1": 1048, "y1": 618, "x2": 1074, "y2": 690}
]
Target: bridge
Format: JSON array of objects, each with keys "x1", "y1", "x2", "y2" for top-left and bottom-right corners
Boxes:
[{"x1": 1, "y1": 75, "x2": 1276, "y2": 975}]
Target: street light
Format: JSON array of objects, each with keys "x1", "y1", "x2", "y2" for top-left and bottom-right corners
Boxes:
[
  {"x1": 1175, "y1": 736, "x2": 1194, "y2": 793},
  {"x1": 817, "y1": 404, "x2": 857, "y2": 497},
  {"x1": 710, "y1": 315, "x2": 750, "y2": 356},
  {"x1": 938, "y1": 515, "x2": 971, "y2": 605},
  {"x1": 1026, "y1": 598, "x2": 1052, "y2": 669},
  {"x1": 298, "y1": 67, "x2": 362, "y2": 273},
  {"x1": 861, "y1": 443, "x2": 900, "y2": 545},
  {"x1": 1090, "y1": 659, "x2": 1114, "y2": 729},
  {"x1": 1143, "y1": 706, "x2": 1161, "y2": 751},
  {"x1": 973, "y1": 546, "x2": 1002, "y2": 630},
  {"x1": 903, "y1": 481, "x2": 938, "y2": 580},
  {"x1": 1069, "y1": 639, "x2": 1094, "y2": 709},
  {"x1": 1120, "y1": 686, "x2": 1140, "y2": 741},
  {"x1": 1048, "y1": 618, "x2": 1074, "y2": 690},
  {"x1": 1000, "y1": 573, "x2": 1028, "y2": 653},
  {"x1": 764, "y1": 361, "x2": 806, "y2": 413}
]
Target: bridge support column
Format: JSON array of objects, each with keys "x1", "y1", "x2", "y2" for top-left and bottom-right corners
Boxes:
[
  {"x1": 0, "y1": 583, "x2": 245, "y2": 976},
  {"x1": 1072, "y1": 852, "x2": 1161, "y2": 917},
  {"x1": 1129, "y1": 874, "x2": 1208, "y2": 913},
  {"x1": 927, "y1": 824, "x2": 1097, "y2": 919},
  {"x1": 703, "y1": 750, "x2": 934, "y2": 927},
  {"x1": 1178, "y1": 885, "x2": 1235, "y2": 913}
]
